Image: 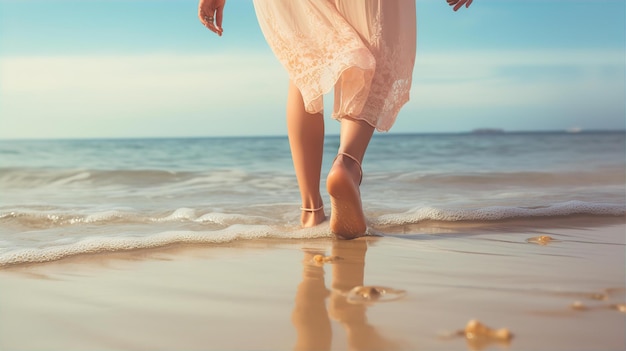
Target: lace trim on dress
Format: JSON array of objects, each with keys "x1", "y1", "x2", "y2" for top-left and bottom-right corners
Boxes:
[{"x1": 253, "y1": 0, "x2": 416, "y2": 132}]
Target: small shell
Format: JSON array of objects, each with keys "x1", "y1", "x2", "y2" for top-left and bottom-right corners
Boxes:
[
  {"x1": 312, "y1": 254, "x2": 339, "y2": 265},
  {"x1": 464, "y1": 319, "x2": 513, "y2": 341},
  {"x1": 526, "y1": 235, "x2": 555, "y2": 245},
  {"x1": 492, "y1": 328, "x2": 513, "y2": 340},
  {"x1": 588, "y1": 293, "x2": 607, "y2": 301},
  {"x1": 611, "y1": 303, "x2": 626, "y2": 313},
  {"x1": 571, "y1": 301, "x2": 587, "y2": 310},
  {"x1": 345, "y1": 285, "x2": 406, "y2": 304}
]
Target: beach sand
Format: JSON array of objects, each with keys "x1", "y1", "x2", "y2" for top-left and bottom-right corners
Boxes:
[{"x1": 1, "y1": 218, "x2": 624, "y2": 350}]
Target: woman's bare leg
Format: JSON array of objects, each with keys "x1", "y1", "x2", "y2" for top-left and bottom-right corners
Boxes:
[
  {"x1": 327, "y1": 118, "x2": 374, "y2": 239},
  {"x1": 287, "y1": 80, "x2": 326, "y2": 227}
]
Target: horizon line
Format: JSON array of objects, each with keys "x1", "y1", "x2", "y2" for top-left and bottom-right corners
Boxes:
[{"x1": 1, "y1": 129, "x2": 625, "y2": 142}]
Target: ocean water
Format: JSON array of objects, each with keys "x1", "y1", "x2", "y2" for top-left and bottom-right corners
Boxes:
[{"x1": 1, "y1": 131, "x2": 624, "y2": 266}]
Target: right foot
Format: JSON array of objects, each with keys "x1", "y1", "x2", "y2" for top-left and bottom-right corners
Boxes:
[{"x1": 326, "y1": 154, "x2": 367, "y2": 239}]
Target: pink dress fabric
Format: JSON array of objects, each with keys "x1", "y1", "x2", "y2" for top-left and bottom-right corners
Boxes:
[{"x1": 252, "y1": 0, "x2": 416, "y2": 132}]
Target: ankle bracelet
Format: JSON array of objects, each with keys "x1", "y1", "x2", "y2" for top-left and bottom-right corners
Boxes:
[{"x1": 300, "y1": 205, "x2": 324, "y2": 212}]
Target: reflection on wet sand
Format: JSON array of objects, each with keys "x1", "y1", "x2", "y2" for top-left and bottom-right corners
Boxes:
[{"x1": 292, "y1": 239, "x2": 403, "y2": 351}]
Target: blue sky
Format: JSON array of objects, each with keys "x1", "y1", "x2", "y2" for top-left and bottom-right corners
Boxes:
[{"x1": 0, "y1": 0, "x2": 624, "y2": 139}]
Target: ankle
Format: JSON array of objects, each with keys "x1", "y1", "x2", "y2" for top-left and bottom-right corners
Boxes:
[
  {"x1": 300, "y1": 207, "x2": 326, "y2": 227},
  {"x1": 331, "y1": 153, "x2": 363, "y2": 185},
  {"x1": 300, "y1": 196, "x2": 324, "y2": 212}
]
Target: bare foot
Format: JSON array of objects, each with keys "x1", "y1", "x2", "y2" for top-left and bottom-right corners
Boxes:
[
  {"x1": 301, "y1": 209, "x2": 326, "y2": 228},
  {"x1": 326, "y1": 155, "x2": 366, "y2": 239}
]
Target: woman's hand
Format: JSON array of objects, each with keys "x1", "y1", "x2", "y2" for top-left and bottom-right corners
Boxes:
[
  {"x1": 198, "y1": 0, "x2": 225, "y2": 36},
  {"x1": 447, "y1": 0, "x2": 473, "y2": 11}
]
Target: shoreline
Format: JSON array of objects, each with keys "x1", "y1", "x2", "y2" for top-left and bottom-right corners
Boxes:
[
  {"x1": 1, "y1": 214, "x2": 624, "y2": 269},
  {"x1": 1, "y1": 218, "x2": 624, "y2": 350}
]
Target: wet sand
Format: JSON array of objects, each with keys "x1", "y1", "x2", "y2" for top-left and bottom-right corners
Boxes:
[{"x1": 1, "y1": 219, "x2": 624, "y2": 350}]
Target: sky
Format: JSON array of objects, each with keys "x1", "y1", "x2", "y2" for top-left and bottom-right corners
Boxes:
[{"x1": 0, "y1": 0, "x2": 624, "y2": 139}]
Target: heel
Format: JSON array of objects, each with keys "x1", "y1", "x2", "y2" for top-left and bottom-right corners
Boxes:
[
  {"x1": 327, "y1": 152, "x2": 366, "y2": 238},
  {"x1": 334, "y1": 152, "x2": 362, "y2": 185}
]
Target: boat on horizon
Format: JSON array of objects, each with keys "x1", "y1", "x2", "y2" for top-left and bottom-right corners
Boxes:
[{"x1": 471, "y1": 128, "x2": 505, "y2": 134}]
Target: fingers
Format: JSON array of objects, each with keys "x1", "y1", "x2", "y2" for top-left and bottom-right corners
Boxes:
[
  {"x1": 447, "y1": 0, "x2": 463, "y2": 11},
  {"x1": 198, "y1": 0, "x2": 224, "y2": 36},
  {"x1": 447, "y1": 0, "x2": 472, "y2": 11},
  {"x1": 215, "y1": 5, "x2": 224, "y2": 31},
  {"x1": 199, "y1": 10, "x2": 222, "y2": 36},
  {"x1": 207, "y1": 18, "x2": 223, "y2": 36}
]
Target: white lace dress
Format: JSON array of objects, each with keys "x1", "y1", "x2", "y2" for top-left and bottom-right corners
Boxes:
[{"x1": 252, "y1": 0, "x2": 416, "y2": 132}]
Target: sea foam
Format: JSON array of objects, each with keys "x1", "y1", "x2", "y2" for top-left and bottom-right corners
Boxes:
[
  {"x1": 0, "y1": 201, "x2": 624, "y2": 267},
  {"x1": 374, "y1": 201, "x2": 625, "y2": 226},
  {"x1": 0, "y1": 224, "x2": 333, "y2": 267}
]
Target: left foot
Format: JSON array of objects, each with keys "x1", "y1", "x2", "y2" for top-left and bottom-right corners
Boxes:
[{"x1": 301, "y1": 205, "x2": 326, "y2": 227}]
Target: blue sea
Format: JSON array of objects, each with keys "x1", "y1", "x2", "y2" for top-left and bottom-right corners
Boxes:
[{"x1": 1, "y1": 131, "x2": 624, "y2": 266}]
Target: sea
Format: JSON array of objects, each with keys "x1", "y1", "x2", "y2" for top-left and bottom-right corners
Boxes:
[{"x1": 1, "y1": 131, "x2": 624, "y2": 266}]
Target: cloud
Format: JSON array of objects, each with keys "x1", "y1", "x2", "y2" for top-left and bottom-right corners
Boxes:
[
  {"x1": 411, "y1": 49, "x2": 625, "y2": 109},
  {"x1": 1, "y1": 49, "x2": 623, "y2": 138},
  {"x1": 0, "y1": 53, "x2": 289, "y2": 138},
  {"x1": 1, "y1": 53, "x2": 287, "y2": 111}
]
